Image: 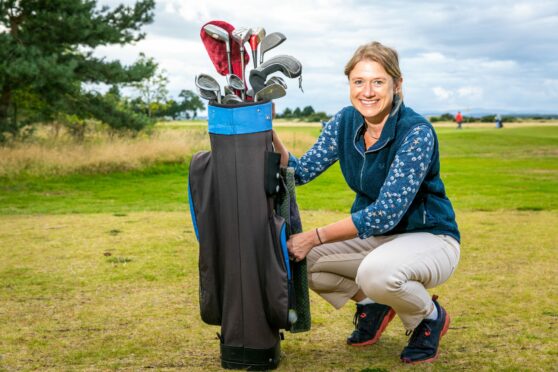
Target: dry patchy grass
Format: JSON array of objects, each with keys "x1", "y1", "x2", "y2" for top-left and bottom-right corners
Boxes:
[
  {"x1": 0, "y1": 127, "x2": 208, "y2": 178},
  {"x1": 0, "y1": 210, "x2": 556, "y2": 370}
]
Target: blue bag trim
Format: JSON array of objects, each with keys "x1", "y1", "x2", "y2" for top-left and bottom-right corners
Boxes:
[
  {"x1": 208, "y1": 102, "x2": 273, "y2": 135},
  {"x1": 280, "y1": 223, "x2": 291, "y2": 280},
  {"x1": 187, "y1": 177, "x2": 200, "y2": 241}
]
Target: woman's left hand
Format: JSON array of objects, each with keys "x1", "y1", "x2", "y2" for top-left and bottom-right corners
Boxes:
[{"x1": 287, "y1": 230, "x2": 319, "y2": 262}]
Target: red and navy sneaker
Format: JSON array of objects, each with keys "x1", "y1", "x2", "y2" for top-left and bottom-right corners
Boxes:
[
  {"x1": 400, "y1": 295, "x2": 451, "y2": 364},
  {"x1": 346, "y1": 303, "x2": 396, "y2": 346}
]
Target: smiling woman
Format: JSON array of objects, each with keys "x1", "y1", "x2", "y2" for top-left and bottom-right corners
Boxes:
[{"x1": 272, "y1": 40, "x2": 461, "y2": 365}]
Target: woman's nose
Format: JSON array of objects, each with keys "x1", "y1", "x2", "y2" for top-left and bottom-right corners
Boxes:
[{"x1": 362, "y1": 82, "x2": 374, "y2": 96}]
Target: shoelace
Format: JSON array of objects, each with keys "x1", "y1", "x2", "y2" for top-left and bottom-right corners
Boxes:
[
  {"x1": 353, "y1": 310, "x2": 361, "y2": 328},
  {"x1": 406, "y1": 322, "x2": 432, "y2": 347},
  {"x1": 352, "y1": 306, "x2": 368, "y2": 329}
]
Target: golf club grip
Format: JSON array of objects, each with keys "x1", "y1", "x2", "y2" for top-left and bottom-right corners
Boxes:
[{"x1": 249, "y1": 55, "x2": 302, "y2": 93}]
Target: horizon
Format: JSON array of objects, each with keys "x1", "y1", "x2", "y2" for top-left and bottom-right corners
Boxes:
[{"x1": 95, "y1": 0, "x2": 558, "y2": 116}]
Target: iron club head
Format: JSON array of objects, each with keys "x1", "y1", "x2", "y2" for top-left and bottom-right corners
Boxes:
[
  {"x1": 254, "y1": 83, "x2": 286, "y2": 102},
  {"x1": 266, "y1": 76, "x2": 288, "y2": 90},
  {"x1": 226, "y1": 73, "x2": 246, "y2": 100},
  {"x1": 195, "y1": 73, "x2": 222, "y2": 104},
  {"x1": 222, "y1": 94, "x2": 243, "y2": 104}
]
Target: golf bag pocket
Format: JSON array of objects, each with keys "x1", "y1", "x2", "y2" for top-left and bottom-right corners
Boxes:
[
  {"x1": 189, "y1": 151, "x2": 222, "y2": 326},
  {"x1": 261, "y1": 213, "x2": 290, "y2": 329},
  {"x1": 264, "y1": 151, "x2": 282, "y2": 196}
]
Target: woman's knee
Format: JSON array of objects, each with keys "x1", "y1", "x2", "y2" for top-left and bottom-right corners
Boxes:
[
  {"x1": 356, "y1": 259, "x2": 405, "y2": 300},
  {"x1": 308, "y1": 272, "x2": 344, "y2": 292},
  {"x1": 306, "y1": 248, "x2": 319, "y2": 271}
]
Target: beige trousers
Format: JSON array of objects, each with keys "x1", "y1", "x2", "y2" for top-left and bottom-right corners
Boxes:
[{"x1": 306, "y1": 232, "x2": 460, "y2": 330}]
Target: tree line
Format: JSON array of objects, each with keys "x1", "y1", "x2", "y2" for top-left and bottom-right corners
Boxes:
[
  {"x1": 277, "y1": 106, "x2": 330, "y2": 122},
  {"x1": 429, "y1": 113, "x2": 523, "y2": 123},
  {"x1": 0, "y1": 0, "x2": 203, "y2": 143}
]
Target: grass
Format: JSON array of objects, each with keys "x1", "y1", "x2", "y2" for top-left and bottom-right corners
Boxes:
[
  {"x1": 0, "y1": 210, "x2": 556, "y2": 370},
  {"x1": 0, "y1": 124, "x2": 208, "y2": 178},
  {"x1": 0, "y1": 121, "x2": 557, "y2": 370}
]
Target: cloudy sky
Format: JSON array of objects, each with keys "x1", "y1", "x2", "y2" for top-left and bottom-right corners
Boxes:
[{"x1": 97, "y1": 0, "x2": 558, "y2": 116}]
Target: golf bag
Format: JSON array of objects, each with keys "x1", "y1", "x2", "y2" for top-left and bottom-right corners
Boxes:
[{"x1": 188, "y1": 101, "x2": 310, "y2": 370}]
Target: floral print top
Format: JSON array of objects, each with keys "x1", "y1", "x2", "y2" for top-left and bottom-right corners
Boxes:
[{"x1": 288, "y1": 112, "x2": 435, "y2": 238}]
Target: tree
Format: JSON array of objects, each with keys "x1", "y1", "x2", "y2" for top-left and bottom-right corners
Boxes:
[
  {"x1": 179, "y1": 90, "x2": 204, "y2": 119},
  {"x1": 0, "y1": 0, "x2": 157, "y2": 142},
  {"x1": 130, "y1": 60, "x2": 169, "y2": 118},
  {"x1": 280, "y1": 107, "x2": 292, "y2": 118},
  {"x1": 154, "y1": 90, "x2": 204, "y2": 120},
  {"x1": 302, "y1": 105, "x2": 315, "y2": 117},
  {"x1": 292, "y1": 107, "x2": 302, "y2": 118}
]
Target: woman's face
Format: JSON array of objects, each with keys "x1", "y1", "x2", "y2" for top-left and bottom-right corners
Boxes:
[{"x1": 349, "y1": 59, "x2": 401, "y2": 126}]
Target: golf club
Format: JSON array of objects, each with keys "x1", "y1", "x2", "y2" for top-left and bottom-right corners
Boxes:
[
  {"x1": 254, "y1": 83, "x2": 286, "y2": 102},
  {"x1": 226, "y1": 73, "x2": 246, "y2": 100},
  {"x1": 196, "y1": 85, "x2": 219, "y2": 102},
  {"x1": 231, "y1": 27, "x2": 252, "y2": 87},
  {"x1": 203, "y1": 24, "x2": 232, "y2": 75},
  {"x1": 266, "y1": 76, "x2": 288, "y2": 90},
  {"x1": 224, "y1": 85, "x2": 234, "y2": 96},
  {"x1": 259, "y1": 32, "x2": 286, "y2": 65},
  {"x1": 249, "y1": 54, "x2": 302, "y2": 94},
  {"x1": 249, "y1": 27, "x2": 266, "y2": 68},
  {"x1": 195, "y1": 73, "x2": 222, "y2": 104},
  {"x1": 222, "y1": 94, "x2": 243, "y2": 104}
]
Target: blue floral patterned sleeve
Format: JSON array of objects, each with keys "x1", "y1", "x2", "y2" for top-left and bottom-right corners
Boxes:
[
  {"x1": 288, "y1": 112, "x2": 342, "y2": 184},
  {"x1": 351, "y1": 125, "x2": 435, "y2": 238}
]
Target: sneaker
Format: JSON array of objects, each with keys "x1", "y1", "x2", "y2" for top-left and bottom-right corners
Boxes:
[
  {"x1": 346, "y1": 303, "x2": 395, "y2": 346},
  {"x1": 400, "y1": 295, "x2": 451, "y2": 364}
]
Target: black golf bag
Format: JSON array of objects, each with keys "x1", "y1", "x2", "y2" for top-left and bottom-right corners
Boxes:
[{"x1": 188, "y1": 101, "x2": 310, "y2": 370}]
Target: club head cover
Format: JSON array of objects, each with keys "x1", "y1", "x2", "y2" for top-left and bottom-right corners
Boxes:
[{"x1": 200, "y1": 20, "x2": 250, "y2": 77}]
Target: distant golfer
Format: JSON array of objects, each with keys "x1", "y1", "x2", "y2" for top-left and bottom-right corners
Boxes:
[
  {"x1": 495, "y1": 113, "x2": 503, "y2": 128},
  {"x1": 455, "y1": 111, "x2": 463, "y2": 129},
  {"x1": 273, "y1": 41, "x2": 460, "y2": 364}
]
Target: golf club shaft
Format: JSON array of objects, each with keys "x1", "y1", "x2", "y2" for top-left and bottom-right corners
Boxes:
[
  {"x1": 252, "y1": 49, "x2": 258, "y2": 69},
  {"x1": 225, "y1": 43, "x2": 232, "y2": 75},
  {"x1": 240, "y1": 47, "x2": 246, "y2": 89}
]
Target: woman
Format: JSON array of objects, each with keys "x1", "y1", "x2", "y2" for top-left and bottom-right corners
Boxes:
[{"x1": 273, "y1": 41, "x2": 460, "y2": 364}]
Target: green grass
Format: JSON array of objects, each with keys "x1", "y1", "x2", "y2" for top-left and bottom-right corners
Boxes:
[
  {"x1": 0, "y1": 210, "x2": 556, "y2": 370},
  {"x1": 1, "y1": 125, "x2": 557, "y2": 215},
  {"x1": 0, "y1": 163, "x2": 189, "y2": 215},
  {"x1": 0, "y1": 124, "x2": 557, "y2": 370}
]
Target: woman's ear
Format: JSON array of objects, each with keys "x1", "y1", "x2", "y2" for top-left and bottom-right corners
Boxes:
[{"x1": 394, "y1": 77, "x2": 403, "y2": 94}]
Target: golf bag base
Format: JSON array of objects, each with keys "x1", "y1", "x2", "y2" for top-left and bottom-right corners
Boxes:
[{"x1": 221, "y1": 342, "x2": 281, "y2": 370}]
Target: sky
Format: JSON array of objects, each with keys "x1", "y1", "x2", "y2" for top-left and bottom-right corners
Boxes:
[{"x1": 96, "y1": 0, "x2": 558, "y2": 116}]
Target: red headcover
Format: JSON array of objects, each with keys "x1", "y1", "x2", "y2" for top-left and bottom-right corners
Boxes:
[{"x1": 200, "y1": 20, "x2": 250, "y2": 77}]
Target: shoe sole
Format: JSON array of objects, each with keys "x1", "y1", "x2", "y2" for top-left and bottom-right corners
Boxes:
[
  {"x1": 348, "y1": 308, "x2": 396, "y2": 346},
  {"x1": 401, "y1": 312, "x2": 451, "y2": 365}
]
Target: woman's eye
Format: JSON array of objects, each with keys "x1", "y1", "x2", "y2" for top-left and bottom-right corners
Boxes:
[
  {"x1": 353, "y1": 80, "x2": 363, "y2": 86},
  {"x1": 373, "y1": 80, "x2": 384, "y2": 87}
]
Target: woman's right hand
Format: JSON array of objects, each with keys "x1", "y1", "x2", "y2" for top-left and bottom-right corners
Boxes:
[{"x1": 272, "y1": 129, "x2": 289, "y2": 167}]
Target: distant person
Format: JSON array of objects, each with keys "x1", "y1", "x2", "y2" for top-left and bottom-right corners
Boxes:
[
  {"x1": 455, "y1": 111, "x2": 463, "y2": 129},
  {"x1": 273, "y1": 41, "x2": 460, "y2": 364},
  {"x1": 495, "y1": 114, "x2": 503, "y2": 128}
]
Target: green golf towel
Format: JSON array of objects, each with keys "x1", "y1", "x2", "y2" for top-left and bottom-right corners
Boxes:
[{"x1": 278, "y1": 167, "x2": 311, "y2": 333}]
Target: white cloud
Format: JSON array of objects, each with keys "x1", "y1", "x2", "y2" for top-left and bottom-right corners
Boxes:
[
  {"x1": 161, "y1": 0, "x2": 210, "y2": 23},
  {"x1": 458, "y1": 86, "x2": 483, "y2": 98},
  {"x1": 94, "y1": 0, "x2": 558, "y2": 114},
  {"x1": 433, "y1": 87, "x2": 453, "y2": 101},
  {"x1": 420, "y1": 52, "x2": 448, "y2": 63}
]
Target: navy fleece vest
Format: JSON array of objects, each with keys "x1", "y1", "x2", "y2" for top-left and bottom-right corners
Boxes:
[{"x1": 337, "y1": 104, "x2": 460, "y2": 242}]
